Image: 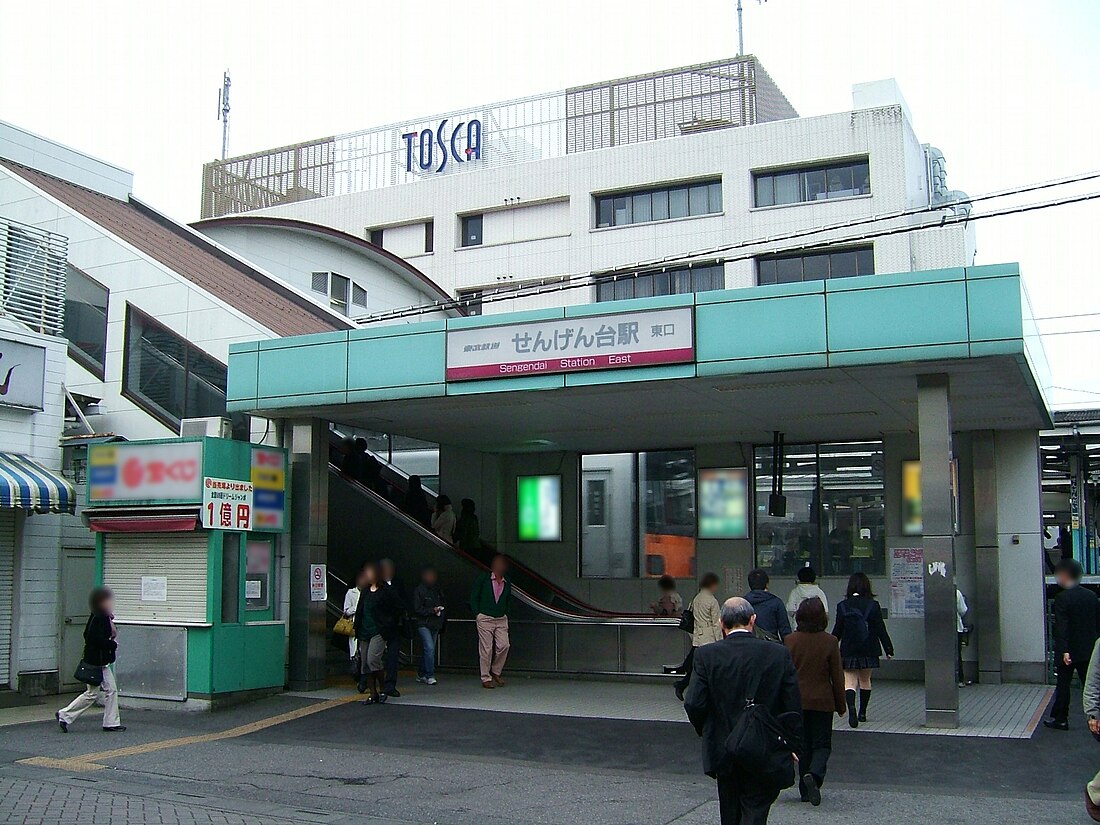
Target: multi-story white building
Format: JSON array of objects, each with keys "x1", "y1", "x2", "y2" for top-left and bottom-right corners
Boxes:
[
  {"x1": 0, "y1": 121, "x2": 458, "y2": 696},
  {"x1": 201, "y1": 57, "x2": 974, "y2": 319}
]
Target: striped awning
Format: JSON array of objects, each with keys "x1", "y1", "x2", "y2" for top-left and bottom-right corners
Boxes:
[{"x1": 0, "y1": 452, "x2": 76, "y2": 514}]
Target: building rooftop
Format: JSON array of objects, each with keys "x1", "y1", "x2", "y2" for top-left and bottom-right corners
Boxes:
[
  {"x1": 200, "y1": 55, "x2": 798, "y2": 218},
  {"x1": 1, "y1": 160, "x2": 352, "y2": 338}
]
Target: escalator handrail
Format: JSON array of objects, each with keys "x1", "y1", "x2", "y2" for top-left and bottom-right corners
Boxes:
[
  {"x1": 328, "y1": 442, "x2": 652, "y2": 618},
  {"x1": 330, "y1": 464, "x2": 667, "y2": 623}
]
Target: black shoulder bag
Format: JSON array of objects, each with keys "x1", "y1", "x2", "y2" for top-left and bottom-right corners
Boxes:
[
  {"x1": 722, "y1": 667, "x2": 798, "y2": 789},
  {"x1": 74, "y1": 660, "x2": 103, "y2": 687},
  {"x1": 678, "y1": 606, "x2": 695, "y2": 634}
]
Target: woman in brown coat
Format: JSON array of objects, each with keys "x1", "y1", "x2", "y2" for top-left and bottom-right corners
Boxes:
[{"x1": 784, "y1": 597, "x2": 846, "y2": 806}]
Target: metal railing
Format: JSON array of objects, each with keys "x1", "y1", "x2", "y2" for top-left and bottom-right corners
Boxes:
[
  {"x1": 0, "y1": 218, "x2": 67, "y2": 335},
  {"x1": 200, "y1": 56, "x2": 796, "y2": 218}
]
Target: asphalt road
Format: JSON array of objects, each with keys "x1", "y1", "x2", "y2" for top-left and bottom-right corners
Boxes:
[{"x1": 0, "y1": 693, "x2": 1092, "y2": 824}]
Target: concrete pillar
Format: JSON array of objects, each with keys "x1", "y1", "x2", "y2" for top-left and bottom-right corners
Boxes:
[
  {"x1": 286, "y1": 419, "x2": 329, "y2": 691},
  {"x1": 971, "y1": 430, "x2": 1002, "y2": 684},
  {"x1": 917, "y1": 374, "x2": 959, "y2": 728}
]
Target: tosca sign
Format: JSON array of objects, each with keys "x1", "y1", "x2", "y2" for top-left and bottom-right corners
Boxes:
[
  {"x1": 445, "y1": 306, "x2": 694, "y2": 381},
  {"x1": 402, "y1": 118, "x2": 482, "y2": 174}
]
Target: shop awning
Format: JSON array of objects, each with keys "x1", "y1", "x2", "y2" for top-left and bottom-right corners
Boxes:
[{"x1": 0, "y1": 452, "x2": 76, "y2": 514}]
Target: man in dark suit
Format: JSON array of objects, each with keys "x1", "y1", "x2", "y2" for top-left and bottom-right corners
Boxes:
[
  {"x1": 1045, "y1": 559, "x2": 1100, "y2": 731},
  {"x1": 684, "y1": 597, "x2": 802, "y2": 825}
]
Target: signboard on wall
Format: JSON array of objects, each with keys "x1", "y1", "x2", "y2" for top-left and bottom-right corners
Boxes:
[
  {"x1": 89, "y1": 441, "x2": 203, "y2": 503},
  {"x1": 889, "y1": 547, "x2": 924, "y2": 618},
  {"x1": 310, "y1": 563, "x2": 327, "y2": 602},
  {"x1": 0, "y1": 335, "x2": 46, "y2": 410},
  {"x1": 901, "y1": 459, "x2": 961, "y2": 536},
  {"x1": 698, "y1": 468, "x2": 750, "y2": 539},
  {"x1": 446, "y1": 306, "x2": 694, "y2": 381},
  {"x1": 201, "y1": 476, "x2": 253, "y2": 531},
  {"x1": 250, "y1": 447, "x2": 287, "y2": 530},
  {"x1": 517, "y1": 475, "x2": 562, "y2": 541}
]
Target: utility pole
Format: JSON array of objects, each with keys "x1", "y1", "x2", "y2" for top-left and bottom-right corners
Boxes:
[
  {"x1": 218, "y1": 70, "x2": 231, "y2": 160},
  {"x1": 738, "y1": 0, "x2": 767, "y2": 57},
  {"x1": 737, "y1": 0, "x2": 744, "y2": 56}
]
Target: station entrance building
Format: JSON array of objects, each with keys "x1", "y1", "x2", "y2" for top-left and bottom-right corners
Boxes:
[{"x1": 227, "y1": 262, "x2": 1051, "y2": 728}]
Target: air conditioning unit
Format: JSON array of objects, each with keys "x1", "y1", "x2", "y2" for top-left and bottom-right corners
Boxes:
[{"x1": 180, "y1": 416, "x2": 232, "y2": 439}]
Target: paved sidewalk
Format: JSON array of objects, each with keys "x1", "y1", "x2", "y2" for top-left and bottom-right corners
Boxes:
[{"x1": 291, "y1": 674, "x2": 1052, "y2": 737}]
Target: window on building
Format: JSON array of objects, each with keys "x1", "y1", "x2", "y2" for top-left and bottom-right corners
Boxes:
[
  {"x1": 63, "y1": 264, "x2": 109, "y2": 377},
  {"x1": 310, "y1": 272, "x2": 362, "y2": 315},
  {"x1": 461, "y1": 214, "x2": 483, "y2": 247},
  {"x1": 330, "y1": 274, "x2": 350, "y2": 314},
  {"x1": 756, "y1": 246, "x2": 874, "y2": 285},
  {"x1": 123, "y1": 305, "x2": 227, "y2": 430},
  {"x1": 595, "y1": 179, "x2": 722, "y2": 229},
  {"x1": 753, "y1": 159, "x2": 871, "y2": 207},
  {"x1": 753, "y1": 441, "x2": 885, "y2": 577},
  {"x1": 424, "y1": 220, "x2": 434, "y2": 253},
  {"x1": 457, "y1": 288, "x2": 483, "y2": 316},
  {"x1": 368, "y1": 228, "x2": 384, "y2": 247},
  {"x1": 581, "y1": 449, "x2": 696, "y2": 579},
  {"x1": 351, "y1": 284, "x2": 368, "y2": 308},
  {"x1": 595, "y1": 263, "x2": 725, "y2": 303}
]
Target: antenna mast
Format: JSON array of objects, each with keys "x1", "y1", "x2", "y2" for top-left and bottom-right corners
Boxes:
[{"x1": 218, "y1": 70, "x2": 231, "y2": 160}]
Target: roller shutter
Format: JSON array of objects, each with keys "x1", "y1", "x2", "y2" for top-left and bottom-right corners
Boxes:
[
  {"x1": 0, "y1": 511, "x2": 14, "y2": 685},
  {"x1": 103, "y1": 533, "x2": 209, "y2": 623}
]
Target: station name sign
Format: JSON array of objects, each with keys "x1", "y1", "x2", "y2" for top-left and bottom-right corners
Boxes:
[
  {"x1": 445, "y1": 306, "x2": 694, "y2": 381},
  {"x1": 402, "y1": 118, "x2": 482, "y2": 174}
]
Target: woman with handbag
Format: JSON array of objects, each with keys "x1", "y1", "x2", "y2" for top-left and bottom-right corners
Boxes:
[
  {"x1": 674, "y1": 572, "x2": 723, "y2": 701},
  {"x1": 57, "y1": 587, "x2": 125, "y2": 733},
  {"x1": 340, "y1": 570, "x2": 365, "y2": 676}
]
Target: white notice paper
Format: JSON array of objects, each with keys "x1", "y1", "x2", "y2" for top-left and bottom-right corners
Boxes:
[{"x1": 141, "y1": 576, "x2": 168, "y2": 602}]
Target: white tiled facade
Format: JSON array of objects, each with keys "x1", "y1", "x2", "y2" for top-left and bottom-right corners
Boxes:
[
  {"x1": 0, "y1": 321, "x2": 68, "y2": 685},
  {"x1": 249, "y1": 88, "x2": 975, "y2": 314}
]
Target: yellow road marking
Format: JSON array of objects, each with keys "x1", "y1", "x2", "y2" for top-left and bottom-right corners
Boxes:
[{"x1": 19, "y1": 694, "x2": 360, "y2": 772}]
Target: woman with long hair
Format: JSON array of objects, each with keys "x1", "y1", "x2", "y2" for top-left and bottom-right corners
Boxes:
[
  {"x1": 785, "y1": 597, "x2": 845, "y2": 805},
  {"x1": 832, "y1": 572, "x2": 894, "y2": 728},
  {"x1": 57, "y1": 587, "x2": 125, "y2": 733}
]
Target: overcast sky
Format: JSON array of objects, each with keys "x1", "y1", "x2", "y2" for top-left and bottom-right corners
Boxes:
[{"x1": 2, "y1": 0, "x2": 1098, "y2": 409}]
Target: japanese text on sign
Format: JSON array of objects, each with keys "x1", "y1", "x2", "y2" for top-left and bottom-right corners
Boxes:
[
  {"x1": 445, "y1": 306, "x2": 694, "y2": 381},
  {"x1": 889, "y1": 547, "x2": 924, "y2": 619},
  {"x1": 201, "y1": 476, "x2": 253, "y2": 531}
]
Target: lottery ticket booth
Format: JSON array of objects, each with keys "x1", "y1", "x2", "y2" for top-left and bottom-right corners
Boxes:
[{"x1": 82, "y1": 437, "x2": 289, "y2": 708}]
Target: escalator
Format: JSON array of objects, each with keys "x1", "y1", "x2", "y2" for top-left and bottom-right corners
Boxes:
[{"x1": 327, "y1": 466, "x2": 687, "y2": 675}]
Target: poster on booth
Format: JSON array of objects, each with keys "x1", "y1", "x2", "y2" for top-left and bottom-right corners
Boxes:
[
  {"x1": 250, "y1": 447, "x2": 287, "y2": 531},
  {"x1": 889, "y1": 547, "x2": 924, "y2": 618},
  {"x1": 89, "y1": 441, "x2": 203, "y2": 503},
  {"x1": 201, "y1": 477, "x2": 253, "y2": 531}
]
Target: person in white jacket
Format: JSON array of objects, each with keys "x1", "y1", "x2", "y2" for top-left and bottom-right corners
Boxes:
[
  {"x1": 343, "y1": 573, "x2": 363, "y2": 665},
  {"x1": 787, "y1": 566, "x2": 829, "y2": 623}
]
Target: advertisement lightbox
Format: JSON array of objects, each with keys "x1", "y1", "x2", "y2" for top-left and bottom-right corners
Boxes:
[
  {"x1": 698, "y1": 468, "x2": 750, "y2": 539},
  {"x1": 517, "y1": 475, "x2": 561, "y2": 541}
]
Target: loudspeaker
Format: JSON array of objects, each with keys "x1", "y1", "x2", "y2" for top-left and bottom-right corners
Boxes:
[{"x1": 768, "y1": 493, "x2": 787, "y2": 518}]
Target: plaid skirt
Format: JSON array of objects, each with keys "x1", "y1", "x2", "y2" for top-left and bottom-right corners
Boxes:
[{"x1": 842, "y1": 656, "x2": 880, "y2": 670}]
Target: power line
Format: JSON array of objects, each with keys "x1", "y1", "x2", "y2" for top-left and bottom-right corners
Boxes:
[{"x1": 358, "y1": 183, "x2": 1100, "y2": 323}]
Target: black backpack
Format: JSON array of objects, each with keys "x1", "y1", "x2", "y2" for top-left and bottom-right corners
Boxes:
[{"x1": 842, "y1": 600, "x2": 874, "y2": 646}]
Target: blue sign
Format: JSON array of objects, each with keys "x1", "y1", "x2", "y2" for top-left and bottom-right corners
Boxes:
[{"x1": 401, "y1": 119, "x2": 482, "y2": 174}]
